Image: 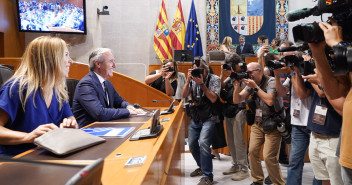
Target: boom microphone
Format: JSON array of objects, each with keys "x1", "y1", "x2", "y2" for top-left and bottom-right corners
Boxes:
[
  {"x1": 278, "y1": 44, "x2": 309, "y2": 52},
  {"x1": 286, "y1": 6, "x2": 318, "y2": 22}
]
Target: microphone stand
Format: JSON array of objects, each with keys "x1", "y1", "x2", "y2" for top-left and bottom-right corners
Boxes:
[
  {"x1": 133, "y1": 103, "x2": 154, "y2": 113},
  {"x1": 153, "y1": 99, "x2": 176, "y2": 115}
]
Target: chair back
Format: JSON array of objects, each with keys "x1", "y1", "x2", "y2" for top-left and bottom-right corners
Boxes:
[
  {"x1": 0, "y1": 65, "x2": 14, "y2": 87},
  {"x1": 66, "y1": 79, "x2": 79, "y2": 108},
  {"x1": 209, "y1": 51, "x2": 225, "y2": 63}
]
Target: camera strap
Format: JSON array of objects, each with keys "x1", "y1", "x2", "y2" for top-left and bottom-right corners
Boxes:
[{"x1": 190, "y1": 74, "x2": 211, "y2": 104}]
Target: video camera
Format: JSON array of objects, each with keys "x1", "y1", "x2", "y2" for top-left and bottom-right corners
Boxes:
[
  {"x1": 287, "y1": 0, "x2": 352, "y2": 43},
  {"x1": 266, "y1": 54, "x2": 317, "y2": 75},
  {"x1": 266, "y1": 55, "x2": 304, "y2": 70}
]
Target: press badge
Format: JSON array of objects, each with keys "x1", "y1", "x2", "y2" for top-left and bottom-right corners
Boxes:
[
  {"x1": 255, "y1": 108, "x2": 262, "y2": 122},
  {"x1": 312, "y1": 105, "x2": 327, "y2": 125},
  {"x1": 293, "y1": 102, "x2": 301, "y2": 117}
]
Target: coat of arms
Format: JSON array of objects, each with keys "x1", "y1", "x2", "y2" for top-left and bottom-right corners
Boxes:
[{"x1": 230, "y1": 0, "x2": 263, "y2": 35}]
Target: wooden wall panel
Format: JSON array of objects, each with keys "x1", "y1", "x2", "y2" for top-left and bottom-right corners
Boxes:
[
  {"x1": 0, "y1": 32, "x2": 4, "y2": 57},
  {"x1": 68, "y1": 62, "x2": 173, "y2": 107},
  {"x1": 0, "y1": 0, "x2": 25, "y2": 57}
]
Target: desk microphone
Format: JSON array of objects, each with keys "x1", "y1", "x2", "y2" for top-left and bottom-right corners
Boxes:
[
  {"x1": 152, "y1": 99, "x2": 172, "y2": 103},
  {"x1": 133, "y1": 103, "x2": 154, "y2": 113},
  {"x1": 153, "y1": 99, "x2": 176, "y2": 115}
]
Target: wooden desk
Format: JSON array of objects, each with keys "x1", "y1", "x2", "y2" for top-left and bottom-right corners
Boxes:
[{"x1": 0, "y1": 104, "x2": 185, "y2": 185}]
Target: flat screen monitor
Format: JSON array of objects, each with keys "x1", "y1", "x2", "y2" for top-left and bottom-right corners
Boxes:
[
  {"x1": 16, "y1": 0, "x2": 87, "y2": 34},
  {"x1": 174, "y1": 50, "x2": 194, "y2": 62}
]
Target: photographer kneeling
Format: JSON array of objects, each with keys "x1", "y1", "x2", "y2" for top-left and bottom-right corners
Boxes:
[
  {"x1": 182, "y1": 60, "x2": 220, "y2": 185},
  {"x1": 233, "y1": 62, "x2": 285, "y2": 185}
]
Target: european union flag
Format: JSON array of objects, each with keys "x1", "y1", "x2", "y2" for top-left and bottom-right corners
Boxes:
[{"x1": 185, "y1": 0, "x2": 203, "y2": 57}]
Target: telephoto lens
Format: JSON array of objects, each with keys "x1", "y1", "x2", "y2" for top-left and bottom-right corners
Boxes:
[
  {"x1": 266, "y1": 60, "x2": 284, "y2": 70},
  {"x1": 277, "y1": 122, "x2": 291, "y2": 144},
  {"x1": 222, "y1": 63, "x2": 232, "y2": 70},
  {"x1": 229, "y1": 72, "x2": 249, "y2": 81}
]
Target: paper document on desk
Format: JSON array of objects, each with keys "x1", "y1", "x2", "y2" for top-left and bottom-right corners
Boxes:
[{"x1": 82, "y1": 127, "x2": 135, "y2": 138}]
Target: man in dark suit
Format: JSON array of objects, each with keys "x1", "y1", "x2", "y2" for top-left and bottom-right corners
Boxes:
[
  {"x1": 72, "y1": 48, "x2": 144, "y2": 128},
  {"x1": 236, "y1": 35, "x2": 254, "y2": 55}
]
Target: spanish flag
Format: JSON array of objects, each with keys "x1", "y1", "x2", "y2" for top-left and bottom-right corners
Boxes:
[
  {"x1": 170, "y1": 0, "x2": 185, "y2": 50},
  {"x1": 153, "y1": 0, "x2": 173, "y2": 62}
]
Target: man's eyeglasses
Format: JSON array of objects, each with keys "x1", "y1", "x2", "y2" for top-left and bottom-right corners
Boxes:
[{"x1": 246, "y1": 69, "x2": 259, "y2": 74}]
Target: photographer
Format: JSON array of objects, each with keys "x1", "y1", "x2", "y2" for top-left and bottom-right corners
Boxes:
[
  {"x1": 273, "y1": 61, "x2": 319, "y2": 185},
  {"x1": 305, "y1": 17, "x2": 349, "y2": 184},
  {"x1": 182, "y1": 59, "x2": 220, "y2": 185},
  {"x1": 233, "y1": 61, "x2": 285, "y2": 185},
  {"x1": 220, "y1": 54, "x2": 249, "y2": 181},
  {"x1": 145, "y1": 59, "x2": 178, "y2": 96}
]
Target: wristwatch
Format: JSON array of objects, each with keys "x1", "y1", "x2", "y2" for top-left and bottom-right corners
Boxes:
[
  {"x1": 253, "y1": 86, "x2": 259, "y2": 92},
  {"x1": 334, "y1": 41, "x2": 350, "y2": 47}
]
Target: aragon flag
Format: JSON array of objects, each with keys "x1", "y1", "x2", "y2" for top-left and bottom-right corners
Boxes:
[
  {"x1": 170, "y1": 0, "x2": 186, "y2": 50},
  {"x1": 153, "y1": 0, "x2": 173, "y2": 62}
]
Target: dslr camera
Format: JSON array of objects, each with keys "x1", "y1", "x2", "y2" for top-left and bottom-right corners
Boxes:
[
  {"x1": 191, "y1": 68, "x2": 204, "y2": 78},
  {"x1": 229, "y1": 72, "x2": 249, "y2": 81},
  {"x1": 164, "y1": 66, "x2": 174, "y2": 72}
]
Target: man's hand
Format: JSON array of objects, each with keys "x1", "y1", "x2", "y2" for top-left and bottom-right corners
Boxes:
[
  {"x1": 186, "y1": 69, "x2": 193, "y2": 82},
  {"x1": 302, "y1": 69, "x2": 320, "y2": 85},
  {"x1": 273, "y1": 65, "x2": 289, "y2": 75},
  {"x1": 232, "y1": 79, "x2": 240, "y2": 88},
  {"x1": 319, "y1": 17, "x2": 343, "y2": 47},
  {"x1": 192, "y1": 74, "x2": 204, "y2": 85},
  {"x1": 259, "y1": 45, "x2": 269, "y2": 57},
  {"x1": 164, "y1": 71, "x2": 173, "y2": 79},
  {"x1": 242, "y1": 78, "x2": 257, "y2": 89},
  {"x1": 308, "y1": 41, "x2": 326, "y2": 58},
  {"x1": 24, "y1": 123, "x2": 58, "y2": 143},
  {"x1": 221, "y1": 64, "x2": 232, "y2": 77},
  {"x1": 127, "y1": 105, "x2": 146, "y2": 115}
]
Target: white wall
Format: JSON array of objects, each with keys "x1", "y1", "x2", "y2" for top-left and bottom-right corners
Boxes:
[{"x1": 25, "y1": 0, "x2": 206, "y2": 82}]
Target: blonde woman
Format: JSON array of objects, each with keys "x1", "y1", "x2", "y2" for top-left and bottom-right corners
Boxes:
[
  {"x1": 0, "y1": 36, "x2": 78, "y2": 156},
  {"x1": 145, "y1": 59, "x2": 178, "y2": 96},
  {"x1": 220, "y1": 36, "x2": 232, "y2": 54}
]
